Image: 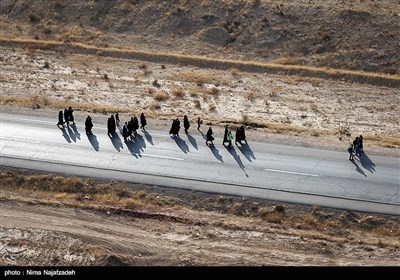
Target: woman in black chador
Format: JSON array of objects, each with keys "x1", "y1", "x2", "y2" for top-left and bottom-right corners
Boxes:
[
  {"x1": 222, "y1": 125, "x2": 229, "y2": 146},
  {"x1": 183, "y1": 115, "x2": 190, "y2": 133},
  {"x1": 140, "y1": 113, "x2": 147, "y2": 131},
  {"x1": 57, "y1": 111, "x2": 64, "y2": 128},
  {"x1": 169, "y1": 118, "x2": 180, "y2": 137},
  {"x1": 85, "y1": 115, "x2": 93, "y2": 134},
  {"x1": 133, "y1": 116, "x2": 139, "y2": 134},
  {"x1": 206, "y1": 127, "x2": 214, "y2": 145}
]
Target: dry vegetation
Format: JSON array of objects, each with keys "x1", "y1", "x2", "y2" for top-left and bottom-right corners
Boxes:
[{"x1": 0, "y1": 168, "x2": 399, "y2": 266}]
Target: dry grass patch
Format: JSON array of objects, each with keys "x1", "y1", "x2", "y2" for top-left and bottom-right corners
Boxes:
[
  {"x1": 172, "y1": 89, "x2": 185, "y2": 99},
  {"x1": 153, "y1": 91, "x2": 169, "y2": 101},
  {"x1": 193, "y1": 100, "x2": 201, "y2": 109},
  {"x1": 150, "y1": 102, "x2": 161, "y2": 110},
  {"x1": 207, "y1": 87, "x2": 220, "y2": 97},
  {"x1": 180, "y1": 72, "x2": 213, "y2": 85}
]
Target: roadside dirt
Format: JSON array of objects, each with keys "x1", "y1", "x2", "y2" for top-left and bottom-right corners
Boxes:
[{"x1": 1, "y1": 199, "x2": 399, "y2": 266}]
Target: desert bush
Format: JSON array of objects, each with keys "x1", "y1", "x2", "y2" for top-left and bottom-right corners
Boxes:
[
  {"x1": 193, "y1": 100, "x2": 201, "y2": 109},
  {"x1": 153, "y1": 92, "x2": 168, "y2": 101},
  {"x1": 172, "y1": 90, "x2": 185, "y2": 98}
]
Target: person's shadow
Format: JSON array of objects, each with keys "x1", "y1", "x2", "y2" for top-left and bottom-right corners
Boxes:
[
  {"x1": 124, "y1": 139, "x2": 141, "y2": 159},
  {"x1": 87, "y1": 132, "x2": 99, "y2": 151},
  {"x1": 67, "y1": 126, "x2": 77, "y2": 142},
  {"x1": 186, "y1": 133, "x2": 198, "y2": 150},
  {"x1": 359, "y1": 154, "x2": 376, "y2": 173},
  {"x1": 172, "y1": 136, "x2": 189, "y2": 154},
  {"x1": 109, "y1": 132, "x2": 123, "y2": 152},
  {"x1": 59, "y1": 127, "x2": 71, "y2": 143},
  {"x1": 70, "y1": 123, "x2": 81, "y2": 140},
  {"x1": 225, "y1": 146, "x2": 245, "y2": 169},
  {"x1": 225, "y1": 145, "x2": 248, "y2": 177},
  {"x1": 237, "y1": 143, "x2": 256, "y2": 162},
  {"x1": 208, "y1": 144, "x2": 223, "y2": 162},
  {"x1": 144, "y1": 130, "x2": 154, "y2": 146},
  {"x1": 351, "y1": 159, "x2": 367, "y2": 177},
  {"x1": 134, "y1": 133, "x2": 146, "y2": 152}
]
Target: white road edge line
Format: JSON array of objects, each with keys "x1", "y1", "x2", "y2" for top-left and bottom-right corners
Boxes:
[
  {"x1": 142, "y1": 154, "x2": 184, "y2": 161},
  {"x1": 264, "y1": 168, "x2": 319, "y2": 177}
]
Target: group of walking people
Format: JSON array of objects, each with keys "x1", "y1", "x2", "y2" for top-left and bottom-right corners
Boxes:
[
  {"x1": 57, "y1": 107, "x2": 75, "y2": 128},
  {"x1": 220, "y1": 125, "x2": 247, "y2": 147},
  {"x1": 58, "y1": 109, "x2": 249, "y2": 147},
  {"x1": 348, "y1": 135, "x2": 364, "y2": 161}
]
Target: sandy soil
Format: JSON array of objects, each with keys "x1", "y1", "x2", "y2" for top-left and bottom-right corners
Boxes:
[{"x1": 1, "y1": 199, "x2": 399, "y2": 266}]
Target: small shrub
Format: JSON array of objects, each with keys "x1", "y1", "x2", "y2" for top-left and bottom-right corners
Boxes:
[
  {"x1": 172, "y1": 90, "x2": 185, "y2": 99},
  {"x1": 152, "y1": 79, "x2": 160, "y2": 87},
  {"x1": 43, "y1": 61, "x2": 50, "y2": 69},
  {"x1": 102, "y1": 73, "x2": 109, "y2": 80},
  {"x1": 208, "y1": 87, "x2": 219, "y2": 96},
  {"x1": 139, "y1": 63, "x2": 147, "y2": 69},
  {"x1": 29, "y1": 13, "x2": 40, "y2": 23},
  {"x1": 154, "y1": 92, "x2": 168, "y2": 101},
  {"x1": 275, "y1": 204, "x2": 285, "y2": 212},
  {"x1": 193, "y1": 100, "x2": 201, "y2": 109},
  {"x1": 150, "y1": 102, "x2": 161, "y2": 110}
]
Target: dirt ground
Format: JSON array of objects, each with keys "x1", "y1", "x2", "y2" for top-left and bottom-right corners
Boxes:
[{"x1": 1, "y1": 191, "x2": 399, "y2": 266}]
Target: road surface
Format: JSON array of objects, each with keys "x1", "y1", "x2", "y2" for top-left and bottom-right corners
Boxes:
[{"x1": 1, "y1": 113, "x2": 399, "y2": 215}]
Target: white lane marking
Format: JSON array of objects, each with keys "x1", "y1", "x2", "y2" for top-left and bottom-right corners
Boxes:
[
  {"x1": 142, "y1": 154, "x2": 184, "y2": 161},
  {"x1": 264, "y1": 168, "x2": 319, "y2": 177}
]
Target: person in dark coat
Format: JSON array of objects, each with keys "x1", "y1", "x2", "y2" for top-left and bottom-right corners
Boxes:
[
  {"x1": 222, "y1": 125, "x2": 229, "y2": 145},
  {"x1": 57, "y1": 111, "x2": 64, "y2": 127},
  {"x1": 107, "y1": 117, "x2": 113, "y2": 136},
  {"x1": 127, "y1": 117, "x2": 134, "y2": 139},
  {"x1": 64, "y1": 108, "x2": 69, "y2": 126},
  {"x1": 240, "y1": 125, "x2": 247, "y2": 144},
  {"x1": 115, "y1": 112, "x2": 120, "y2": 127},
  {"x1": 235, "y1": 127, "x2": 241, "y2": 145},
  {"x1": 122, "y1": 122, "x2": 128, "y2": 141},
  {"x1": 110, "y1": 115, "x2": 116, "y2": 133},
  {"x1": 68, "y1": 107, "x2": 74, "y2": 124},
  {"x1": 133, "y1": 116, "x2": 139, "y2": 134},
  {"x1": 140, "y1": 113, "x2": 147, "y2": 130},
  {"x1": 85, "y1": 116, "x2": 93, "y2": 134},
  {"x1": 183, "y1": 115, "x2": 190, "y2": 133},
  {"x1": 206, "y1": 127, "x2": 214, "y2": 145}
]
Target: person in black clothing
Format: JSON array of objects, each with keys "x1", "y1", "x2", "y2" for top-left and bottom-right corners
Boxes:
[
  {"x1": 183, "y1": 115, "x2": 190, "y2": 133},
  {"x1": 57, "y1": 111, "x2": 64, "y2": 128},
  {"x1": 206, "y1": 127, "x2": 214, "y2": 145},
  {"x1": 127, "y1": 117, "x2": 134, "y2": 139},
  {"x1": 85, "y1": 116, "x2": 93, "y2": 134},
  {"x1": 122, "y1": 122, "x2": 128, "y2": 141},
  {"x1": 133, "y1": 116, "x2": 139, "y2": 134},
  {"x1": 68, "y1": 107, "x2": 74, "y2": 124},
  {"x1": 140, "y1": 113, "x2": 147, "y2": 130},
  {"x1": 222, "y1": 125, "x2": 229, "y2": 146},
  {"x1": 64, "y1": 108, "x2": 69, "y2": 126},
  {"x1": 115, "y1": 112, "x2": 120, "y2": 127}
]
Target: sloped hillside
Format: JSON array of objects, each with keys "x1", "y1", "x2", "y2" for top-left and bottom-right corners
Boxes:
[{"x1": 1, "y1": 0, "x2": 399, "y2": 74}]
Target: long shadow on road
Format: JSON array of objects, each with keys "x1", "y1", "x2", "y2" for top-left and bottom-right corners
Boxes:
[
  {"x1": 186, "y1": 133, "x2": 198, "y2": 150},
  {"x1": 59, "y1": 127, "x2": 71, "y2": 143},
  {"x1": 87, "y1": 132, "x2": 99, "y2": 151},
  {"x1": 225, "y1": 145, "x2": 248, "y2": 177},
  {"x1": 207, "y1": 143, "x2": 223, "y2": 163},
  {"x1": 109, "y1": 132, "x2": 123, "y2": 152},
  {"x1": 70, "y1": 123, "x2": 81, "y2": 140},
  {"x1": 172, "y1": 136, "x2": 189, "y2": 154},
  {"x1": 144, "y1": 130, "x2": 154, "y2": 146},
  {"x1": 360, "y1": 154, "x2": 376, "y2": 173},
  {"x1": 351, "y1": 159, "x2": 367, "y2": 177},
  {"x1": 237, "y1": 143, "x2": 256, "y2": 162}
]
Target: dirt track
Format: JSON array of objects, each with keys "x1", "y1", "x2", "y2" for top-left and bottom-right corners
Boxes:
[{"x1": 1, "y1": 199, "x2": 399, "y2": 266}]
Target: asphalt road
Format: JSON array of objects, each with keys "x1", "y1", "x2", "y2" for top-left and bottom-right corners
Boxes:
[{"x1": 1, "y1": 113, "x2": 399, "y2": 215}]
